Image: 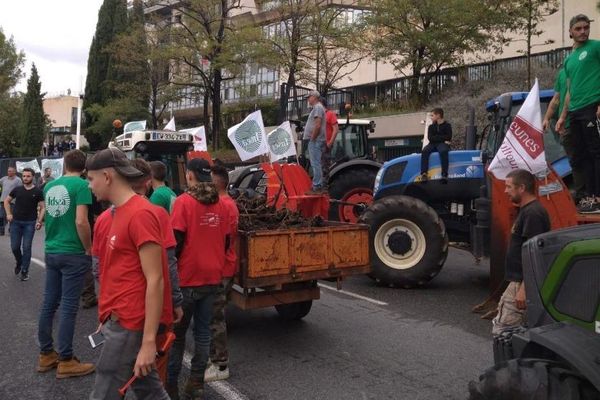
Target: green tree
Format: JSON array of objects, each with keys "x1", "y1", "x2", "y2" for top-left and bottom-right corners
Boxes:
[
  {"x1": 20, "y1": 64, "x2": 48, "y2": 156},
  {"x1": 511, "y1": 0, "x2": 559, "y2": 88},
  {"x1": 161, "y1": 0, "x2": 263, "y2": 149},
  {"x1": 0, "y1": 27, "x2": 25, "y2": 157},
  {"x1": 0, "y1": 93, "x2": 22, "y2": 157},
  {"x1": 84, "y1": 0, "x2": 128, "y2": 107},
  {"x1": 366, "y1": 0, "x2": 520, "y2": 105},
  {"x1": 108, "y1": 1, "x2": 178, "y2": 128},
  {"x1": 0, "y1": 28, "x2": 25, "y2": 94},
  {"x1": 85, "y1": 97, "x2": 149, "y2": 149}
]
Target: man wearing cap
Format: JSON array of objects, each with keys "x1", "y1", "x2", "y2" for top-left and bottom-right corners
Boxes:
[
  {"x1": 556, "y1": 14, "x2": 600, "y2": 213},
  {"x1": 303, "y1": 90, "x2": 327, "y2": 194},
  {"x1": 167, "y1": 158, "x2": 231, "y2": 400},
  {"x1": 37, "y1": 150, "x2": 95, "y2": 378},
  {"x1": 86, "y1": 148, "x2": 172, "y2": 399}
]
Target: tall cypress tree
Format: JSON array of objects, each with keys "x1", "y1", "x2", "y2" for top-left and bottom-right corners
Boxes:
[
  {"x1": 20, "y1": 64, "x2": 47, "y2": 157},
  {"x1": 103, "y1": 0, "x2": 129, "y2": 100}
]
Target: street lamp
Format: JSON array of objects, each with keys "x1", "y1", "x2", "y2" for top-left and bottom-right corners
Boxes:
[{"x1": 76, "y1": 94, "x2": 83, "y2": 150}]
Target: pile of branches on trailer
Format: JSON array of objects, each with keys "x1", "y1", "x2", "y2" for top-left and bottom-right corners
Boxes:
[{"x1": 235, "y1": 194, "x2": 324, "y2": 231}]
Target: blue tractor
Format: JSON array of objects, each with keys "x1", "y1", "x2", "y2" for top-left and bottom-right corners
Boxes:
[{"x1": 360, "y1": 90, "x2": 572, "y2": 287}]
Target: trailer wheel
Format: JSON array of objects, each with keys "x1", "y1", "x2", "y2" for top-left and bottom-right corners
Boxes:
[
  {"x1": 328, "y1": 168, "x2": 377, "y2": 223},
  {"x1": 468, "y1": 358, "x2": 600, "y2": 400},
  {"x1": 274, "y1": 301, "x2": 313, "y2": 320},
  {"x1": 360, "y1": 195, "x2": 448, "y2": 288}
]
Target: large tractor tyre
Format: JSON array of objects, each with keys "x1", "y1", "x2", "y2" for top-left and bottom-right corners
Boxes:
[
  {"x1": 359, "y1": 195, "x2": 448, "y2": 288},
  {"x1": 328, "y1": 168, "x2": 377, "y2": 223},
  {"x1": 468, "y1": 358, "x2": 600, "y2": 400},
  {"x1": 274, "y1": 301, "x2": 313, "y2": 320}
]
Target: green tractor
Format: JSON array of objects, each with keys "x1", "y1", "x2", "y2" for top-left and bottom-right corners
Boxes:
[{"x1": 469, "y1": 224, "x2": 600, "y2": 399}]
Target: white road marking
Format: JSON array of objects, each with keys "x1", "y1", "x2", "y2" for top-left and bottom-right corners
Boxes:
[
  {"x1": 31, "y1": 257, "x2": 249, "y2": 400},
  {"x1": 31, "y1": 257, "x2": 45, "y2": 268},
  {"x1": 183, "y1": 353, "x2": 249, "y2": 400},
  {"x1": 318, "y1": 283, "x2": 388, "y2": 306}
]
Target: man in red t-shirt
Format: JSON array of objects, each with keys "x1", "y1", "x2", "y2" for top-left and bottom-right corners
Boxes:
[
  {"x1": 167, "y1": 158, "x2": 231, "y2": 399},
  {"x1": 86, "y1": 148, "x2": 172, "y2": 400},
  {"x1": 204, "y1": 164, "x2": 239, "y2": 383},
  {"x1": 321, "y1": 99, "x2": 339, "y2": 187}
]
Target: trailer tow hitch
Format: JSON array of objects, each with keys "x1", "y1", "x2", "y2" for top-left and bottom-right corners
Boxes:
[{"x1": 329, "y1": 198, "x2": 369, "y2": 211}]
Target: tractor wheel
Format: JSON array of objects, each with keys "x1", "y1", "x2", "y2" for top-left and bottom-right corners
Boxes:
[
  {"x1": 359, "y1": 195, "x2": 448, "y2": 288},
  {"x1": 274, "y1": 301, "x2": 313, "y2": 320},
  {"x1": 468, "y1": 358, "x2": 600, "y2": 400},
  {"x1": 328, "y1": 168, "x2": 377, "y2": 223}
]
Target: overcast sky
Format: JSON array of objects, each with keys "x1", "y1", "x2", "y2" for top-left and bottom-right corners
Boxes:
[{"x1": 0, "y1": 0, "x2": 104, "y2": 95}]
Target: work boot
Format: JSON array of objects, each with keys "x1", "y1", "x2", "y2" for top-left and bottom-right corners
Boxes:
[
  {"x1": 14, "y1": 263, "x2": 21, "y2": 275},
  {"x1": 204, "y1": 362, "x2": 230, "y2": 382},
  {"x1": 56, "y1": 356, "x2": 95, "y2": 379},
  {"x1": 419, "y1": 173, "x2": 428, "y2": 183},
  {"x1": 182, "y1": 376, "x2": 204, "y2": 400},
  {"x1": 165, "y1": 382, "x2": 180, "y2": 400},
  {"x1": 37, "y1": 350, "x2": 59, "y2": 372}
]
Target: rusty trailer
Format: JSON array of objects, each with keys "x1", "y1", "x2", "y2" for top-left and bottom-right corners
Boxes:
[{"x1": 231, "y1": 222, "x2": 371, "y2": 320}]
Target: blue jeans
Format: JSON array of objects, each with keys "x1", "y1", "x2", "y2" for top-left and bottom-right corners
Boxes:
[
  {"x1": 38, "y1": 253, "x2": 91, "y2": 359},
  {"x1": 308, "y1": 139, "x2": 326, "y2": 189},
  {"x1": 167, "y1": 286, "x2": 217, "y2": 385},
  {"x1": 10, "y1": 220, "x2": 36, "y2": 274}
]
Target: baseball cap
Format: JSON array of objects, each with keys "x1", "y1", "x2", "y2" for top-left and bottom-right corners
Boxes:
[
  {"x1": 86, "y1": 148, "x2": 144, "y2": 178},
  {"x1": 570, "y1": 14, "x2": 593, "y2": 28},
  {"x1": 187, "y1": 158, "x2": 212, "y2": 182},
  {"x1": 308, "y1": 90, "x2": 320, "y2": 99}
]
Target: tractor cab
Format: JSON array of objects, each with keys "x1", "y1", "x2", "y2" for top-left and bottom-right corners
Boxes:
[{"x1": 109, "y1": 128, "x2": 194, "y2": 193}]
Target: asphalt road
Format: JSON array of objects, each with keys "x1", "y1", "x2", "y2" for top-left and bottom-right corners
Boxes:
[{"x1": 0, "y1": 232, "x2": 494, "y2": 400}]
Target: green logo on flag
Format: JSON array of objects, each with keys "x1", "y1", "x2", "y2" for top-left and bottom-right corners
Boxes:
[
  {"x1": 234, "y1": 120, "x2": 263, "y2": 153},
  {"x1": 268, "y1": 128, "x2": 292, "y2": 155}
]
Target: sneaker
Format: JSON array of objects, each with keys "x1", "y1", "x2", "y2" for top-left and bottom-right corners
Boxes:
[
  {"x1": 577, "y1": 197, "x2": 600, "y2": 213},
  {"x1": 205, "y1": 362, "x2": 230, "y2": 382},
  {"x1": 20, "y1": 273, "x2": 29, "y2": 281},
  {"x1": 37, "y1": 350, "x2": 59, "y2": 372},
  {"x1": 56, "y1": 356, "x2": 95, "y2": 379},
  {"x1": 14, "y1": 264, "x2": 21, "y2": 275},
  {"x1": 440, "y1": 175, "x2": 448, "y2": 185}
]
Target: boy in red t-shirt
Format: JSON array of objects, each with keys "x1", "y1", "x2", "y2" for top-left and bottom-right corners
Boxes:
[
  {"x1": 86, "y1": 148, "x2": 172, "y2": 400},
  {"x1": 204, "y1": 165, "x2": 239, "y2": 383},
  {"x1": 167, "y1": 158, "x2": 231, "y2": 399}
]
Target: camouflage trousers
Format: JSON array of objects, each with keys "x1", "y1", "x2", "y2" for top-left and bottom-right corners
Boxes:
[
  {"x1": 80, "y1": 267, "x2": 97, "y2": 306},
  {"x1": 209, "y1": 278, "x2": 233, "y2": 367}
]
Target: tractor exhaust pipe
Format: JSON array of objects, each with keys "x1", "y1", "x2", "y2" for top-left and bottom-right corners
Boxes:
[{"x1": 465, "y1": 106, "x2": 477, "y2": 150}]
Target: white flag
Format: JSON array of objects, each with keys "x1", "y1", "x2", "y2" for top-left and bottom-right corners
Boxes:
[
  {"x1": 227, "y1": 110, "x2": 268, "y2": 161},
  {"x1": 41, "y1": 158, "x2": 64, "y2": 178},
  {"x1": 124, "y1": 120, "x2": 147, "y2": 133},
  {"x1": 488, "y1": 79, "x2": 546, "y2": 179},
  {"x1": 16, "y1": 159, "x2": 41, "y2": 174},
  {"x1": 164, "y1": 117, "x2": 176, "y2": 131},
  {"x1": 181, "y1": 126, "x2": 207, "y2": 151},
  {"x1": 268, "y1": 121, "x2": 296, "y2": 162}
]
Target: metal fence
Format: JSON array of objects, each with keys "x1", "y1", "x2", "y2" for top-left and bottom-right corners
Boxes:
[
  {"x1": 347, "y1": 47, "x2": 572, "y2": 106},
  {"x1": 279, "y1": 83, "x2": 354, "y2": 122}
]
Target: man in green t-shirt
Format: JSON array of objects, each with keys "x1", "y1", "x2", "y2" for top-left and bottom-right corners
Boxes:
[
  {"x1": 149, "y1": 160, "x2": 177, "y2": 214},
  {"x1": 37, "y1": 150, "x2": 95, "y2": 378},
  {"x1": 556, "y1": 14, "x2": 600, "y2": 213}
]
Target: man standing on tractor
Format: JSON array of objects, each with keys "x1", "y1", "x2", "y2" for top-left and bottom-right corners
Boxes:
[
  {"x1": 321, "y1": 98, "x2": 339, "y2": 188},
  {"x1": 556, "y1": 14, "x2": 600, "y2": 213},
  {"x1": 205, "y1": 164, "x2": 239, "y2": 383},
  {"x1": 303, "y1": 90, "x2": 327, "y2": 194},
  {"x1": 543, "y1": 62, "x2": 587, "y2": 205},
  {"x1": 420, "y1": 108, "x2": 452, "y2": 184},
  {"x1": 492, "y1": 169, "x2": 550, "y2": 336}
]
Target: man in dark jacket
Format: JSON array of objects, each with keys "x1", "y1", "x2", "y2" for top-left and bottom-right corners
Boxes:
[{"x1": 421, "y1": 108, "x2": 452, "y2": 183}]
